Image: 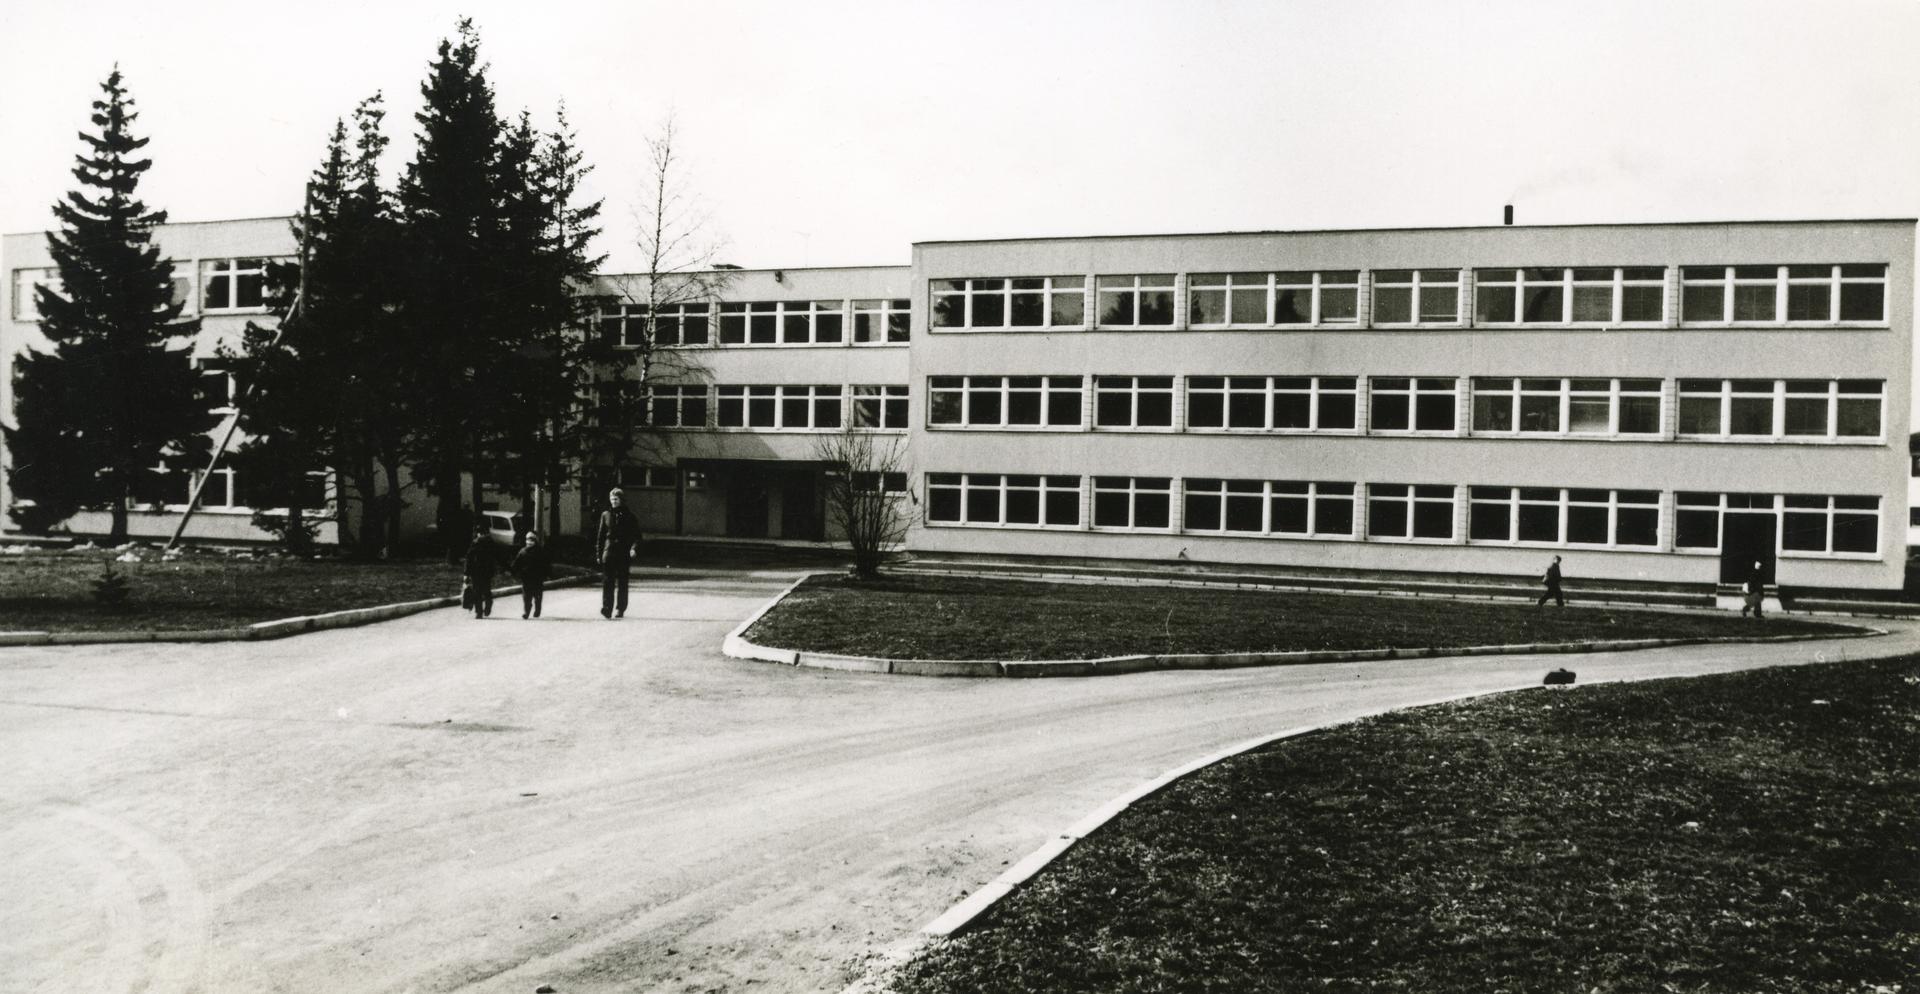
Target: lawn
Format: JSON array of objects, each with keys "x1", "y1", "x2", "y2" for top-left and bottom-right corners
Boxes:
[
  {"x1": 890, "y1": 657, "x2": 1920, "y2": 994},
  {"x1": 0, "y1": 546, "x2": 536, "y2": 632},
  {"x1": 744, "y1": 574, "x2": 1847, "y2": 661}
]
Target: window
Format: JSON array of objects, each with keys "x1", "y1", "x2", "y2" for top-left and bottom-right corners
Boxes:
[
  {"x1": 1367, "y1": 484, "x2": 1456, "y2": 540},
  {"x1": 619, "y1": 466, "x2": 679, "y2": 489},
  {"x1": 930, "y1": 277, "x2": 1086, "y2": 330},
  {"x1": 927, "y1": 375, "x2": 1083, "y2": 428},
  {"x1": 1093, "y1": 376, "x2": 1175, "y2": 429},
  {"x1": 1371, "y1": 270, "x2": 1461, "y2": 325},
  {"x1": 196, "y1": 365, "x2": 238, "y2": 413},
  {"x1": 853, "y1": 299, "x2": 911, "y2": 343},
  {"x1": 1468, "y1": 487, "x2": 1659, "y2": 547},
  {"x1": 599, "y1": 302, "x2": 711, "y2": 347},
  {"x1": 202, "y1": 258, "x2": 269, "y2": 311},
  {"x1": 1674, "y1": 492, "x2": 1770, "y2": 550},
  {"x1": 926, "y1": 473, "x2": 1081, "y2": 527},
  {"x1": 717, "y1": 301, "x2": 844, "y2": 344},
  {"x1": 1474, "y1": 267, "x2": 1664, "y2": 324},
  {"x1": 186, "y1": 467, "x2": 239, "y2": 509},
  {"x1": 715, "y1": 385, "x2": 840, "y2": 429},
  {"x1": 646, "y1": 384, "x2": 709, "y2": 428},
  {"x1": 11, "y1": 267, "x2": 60, "y2": 321},
  {"x1": 1092, "y1": 477, "x2": 1173, "y2": 530},
  {"x1": 1186, "y1": 376, "x2": 1358, "y2": 431},
  {"x1": 1369, "y1": 377, "x2": 1458, "y2": 432},
  {"x1": 851, "y1": 385, "x2": 909, "y2": 429},
  {"x1": 1782, "y1": 495, "x2": 1880, "y2": 554},
  {"x1": 851, "y1": 471, "x2": 909, "y2": 494},
  {"x1": 1189, "y1": 271, "x2": 1358, "y2": 326},
  {"x1": 1181, "y1": 479, "x2": 1356, "y2": 537},
  {"x1": 1677, "y1": 379, "x2": 1882, "y2": 440},
  {"x1": 1683, "y1": 264, "x2": 1887, "y2": 324},
  {"x1": 1095, "y1": 275, "x2": 1176, "y2": 327},
  {"x1": 1470, "y1": 378, "x2": 1662, "y2": 435}
]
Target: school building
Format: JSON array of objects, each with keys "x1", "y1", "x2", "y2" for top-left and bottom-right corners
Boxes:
[{"x1": 4, "y1": 216, "x2": 1914, "y2": 592}]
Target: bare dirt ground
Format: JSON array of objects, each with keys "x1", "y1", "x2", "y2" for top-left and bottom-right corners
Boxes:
[{"x1": 1, "y1": 567, "x2": 1909, "y2": 994}]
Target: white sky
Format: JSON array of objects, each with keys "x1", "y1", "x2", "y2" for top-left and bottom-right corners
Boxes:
[{"x1": 2, "y1": 0, "x2": 1916, "y2": 273}]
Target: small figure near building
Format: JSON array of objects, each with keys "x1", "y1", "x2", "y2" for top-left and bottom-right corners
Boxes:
[
  {"x1": 1537, "y1": 555, "x2": 1565, "y2": 608},
  {"x1": 513, "y1": 531, "x2": 551, "y2": 620},
  {"x1": 1742, "y1": 560, "x2": 1767, "y2": 619},
  {"x1": 462, "y1": 525, "x2": 495, "y2": 619},
  {"x1": 596, "y1": 488, "x2": 642, "y2": 619}
]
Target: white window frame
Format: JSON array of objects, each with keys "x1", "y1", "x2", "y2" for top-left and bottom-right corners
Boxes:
[
  {"x1": 850, "y1": 470, "x2": 911, "y2": 495},
  {"x1": 1781, "y1": 494, "x2": 1881, "y2": 557},
  {"x1": 645, "y1": 384, "x2": 709, "y2": 429},
  {"x1": 1368, "y1": 377, "x2": 1459, "y2": 433},
  {"x1": 1366, "y1": 483, "x2": 1457, "y2": 542},
  {"x1": 1474, "y1": 267, "x2": 1662, "y2": 326},
  {"x1": 1676, "y1": 378, "x2": 1883, "y2": 442},
  {"x1": 851, "y1": 384, "x2": 909, "y2": 430},
  {"x1": 201, "y1": 257, "x2": 273, "y2": 312},
  {"x1": 1370, "y1": 269, "x2": 1463, "y2": 327},
  {"x1": 1090, "y1": 476, "x2": 1175, "y2": 532},
  {"x1": 1180, "y1": 479, "x2": 1358, "y2": 539},
  {"x1": 1094, "y1": 274, "x2": 1178, "y2": 329},
  {"x1": 716, "y1": 300, "x2": 845, "y2": 346},
  {"x1": 714, "y1": 384, "x2": 842, "y2": 430},
  {"x1": 1092, "y1": 375, "x2": 1177, "y2": 431},
  {"x1": 925, "y1": 472, "x2": 1082, "y2": 529},
  {"x1": 1675, "y1": 492, "x2": 1880, "y2": 559},
  {"x1": 1469, "y1": 377, "x2": 1663, "y2": 438},
  {"x1": 1681, "y1": 264, "x2": 1889, "y2": 326},
  {"x1": 852, "y1": 298, "x2": 912, "y2": 344},
  {"x1": 926, "y1": 375, "x2": 1083, "y2": 430},
  {"x1": 1185, "y1": 375, "x2": 1359, "y2": 433},
  {"x1": 1188, "y1": 271, "x2": 1359, "y2": 328},
  {"x1": 1467, "y1": 487, "x2": 1661, "y2": 549},
  {"x1": 929, "y1": 276, "x2": 1087, "y2": 331},
  {"x1": 11, "y1": 267, "x2": 61, "y2": 322}
]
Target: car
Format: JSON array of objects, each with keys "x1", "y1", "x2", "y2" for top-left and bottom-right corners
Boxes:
[{"x1": 480, "y1": 511, "x2": 529, "y2": 549}]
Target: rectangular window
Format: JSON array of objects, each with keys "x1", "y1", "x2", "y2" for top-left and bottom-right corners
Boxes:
[
  {"x1": 1093, "y1": 375, "x2": 1175, "y2": 429},
  {"x1": 11, "y1": 267, "x2": 61, "y2": 321},
  {"x1": 1477, "y1": 267, "x2": 1666, "y2": 325},
  {"x1": 1367, "y1": 484, "x2": 1455, "y2": 541},
  {"x1": 853, "y1": 298, "x2": 912, "y2": 343},
  {"x1": 1371, "y1": 269, "x2": 1462, "y2": 325},
  {"x1": 1369, "y1": 377, "x2": 1458, "y2": 432},
  {"x1": 1095, "y1": 275, "x2": 1177, "y2": 327},
  {"x1": 926, "y1": 473, "x2": 1080, "y2": 527},
  {"x1": 1185, "y1": 376, "x2": 1357, "y2": 431},
  {"x1": 924, "y1": 375, "x2": 1082, "y2": 428},
  {"x1": 851, "y1": 471, "x2": 909, "y2": 494},
  {"x1": 851, "y1": 384, "x2": 909, "y2": 429},
  {"x1": 1181, "y1": 479, "x2": 1355, "y2": 537},
  {"x1": 1092, "y1": 477, "x2": 1173, "y2": 530},
  {"x1": 1468, "y1": 487, "x2": 1658, "y2": 547},
  {"x1": 617, "y1": 466, "x2": 679, "y2": 490},
  {"x1": 1676, "y1": 379, "x2": 1881, "y2": 440},
  {"x1": 1475, "y1": 268, "x2": 1569, "y2": 324},
  {"x1": 1189, "y1": 271, "x2": 1358, "y2": 327},
  {"x1": 1681, "y1": 265, "x2": 1887, "y2": 324},
  {"x1": 1782, "y1": 495, "x2": 1880, "y2": 555},
  {"x1": 715, "y1": 301, "x2": 841, "y2": 344},
  {"x1": 714, "y1": 385, "x2": 839, "y2": 429},
  {"x1": 1471, "y1": 377, "x2": 1663, "y2": 436},
  {"x1": 202, "y1": 258, "x2": 269, "y2": 311},
  {"x1": 930, "y1": 276, "x2": 1086, "y2": 330}
]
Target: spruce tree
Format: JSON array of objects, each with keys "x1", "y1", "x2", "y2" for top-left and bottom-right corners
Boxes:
[{"x1": 7, "y1": 69, "x2": 212, "y2": 542}]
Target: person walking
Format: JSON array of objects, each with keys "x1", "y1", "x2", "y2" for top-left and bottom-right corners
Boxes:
[
  {"x1": 461, "y1": 525, "x2": 496, "y2": 619},
  {"x1": 1741, "y1": 560, "x2": 1766, "y2": 619},
  {"x1": 512, "y1": 531, "x2": 551, "y2": 619},
  {"x1": 1536, "y1": 555, "x2": 1565, "y2": 608},
  {"x1": 596, "y1": 487, "x2": 641, "y2": 619}
]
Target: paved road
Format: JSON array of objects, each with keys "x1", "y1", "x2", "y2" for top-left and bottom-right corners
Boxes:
[{"x1": 3, "y1": 570, "x2": 1913, "y2": 994}]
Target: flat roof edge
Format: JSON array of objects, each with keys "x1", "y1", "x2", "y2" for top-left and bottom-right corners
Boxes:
[{"x1": 911, "y1": 217, "x2": 1920, "y2": 248}]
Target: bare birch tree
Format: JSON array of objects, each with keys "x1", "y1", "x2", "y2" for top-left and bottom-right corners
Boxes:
[{"x1": 814, "y1": 426, "x2": 912, "y2": 578}]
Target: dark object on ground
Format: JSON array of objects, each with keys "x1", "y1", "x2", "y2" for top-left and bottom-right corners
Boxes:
[
  {"x1": 1544, "y1": 667, "x2": 1577, "y2": 685},
  {"x1": 90, "y1": 560, "x2": 131, "y2": 608}
]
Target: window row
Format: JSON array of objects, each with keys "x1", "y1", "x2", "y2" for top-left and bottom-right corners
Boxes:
[
  {"x1": 924, "y1": 476, "x2": 1882, "y2": 555},
  {"x1": 11, "y1": 258, "x2": 286, "y2": 321},
  {"x1": 623, "y1": 383, "x2": 910, "y2": 430},
  {"x1": 926, "y1": 375, "x2": 1885, "y2": 440},
  {"x1": 595, "y1": 298, "x2": 910, "y2": 348},
  {"x1": 925, "y1": 264, "x2": 1890, "y2": 331}
]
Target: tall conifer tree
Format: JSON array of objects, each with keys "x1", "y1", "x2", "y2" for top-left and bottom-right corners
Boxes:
[{"x1": 7, "y1": 69, "x2": 212, "y2": 541}]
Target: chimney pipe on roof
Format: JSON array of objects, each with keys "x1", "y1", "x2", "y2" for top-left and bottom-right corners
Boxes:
[{"x1": 1503, "y1": 204, "x2": 1514, "y2": 226}]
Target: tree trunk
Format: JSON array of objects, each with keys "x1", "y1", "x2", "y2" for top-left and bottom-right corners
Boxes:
[{"x1": 383, "y1": 462, "x2": 403, "y2": 556}]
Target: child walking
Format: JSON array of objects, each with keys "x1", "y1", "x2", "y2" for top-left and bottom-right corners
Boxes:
[
  {"x1": 462, "y1": 526, "x2": 495, "y2": 619},
  {"x1": 512, "y1": 530, "x2": 551, "y2": 619}
]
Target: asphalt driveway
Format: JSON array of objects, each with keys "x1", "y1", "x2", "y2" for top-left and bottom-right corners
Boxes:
[{"x1": 2, "y1": 569, "x2": 1911, "y2": 994}]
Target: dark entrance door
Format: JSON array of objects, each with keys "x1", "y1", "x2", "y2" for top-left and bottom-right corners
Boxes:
[
  {"x1": 726, "y1": 477, "x2": 769, "y2": 538},
  {"x1": 1720, "y1": 513, "x2": 1776, "y2": 584},
  {"x1": 780, "y1": 470, "x2": 822, "y2": 541}
]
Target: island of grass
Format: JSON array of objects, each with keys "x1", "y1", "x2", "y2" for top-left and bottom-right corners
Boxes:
[
  {"x1": 890, "y1": 656, "x2": 1920, "y2": 994},
  {"x1": 0, "y1": 545, "x2": 571, "y2": 633},
  {"x1": 743, "y1": 574, "x2": 1849, "y2": 661}
]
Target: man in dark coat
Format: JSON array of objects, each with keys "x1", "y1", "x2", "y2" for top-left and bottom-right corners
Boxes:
[
  {"x1": 596, "y1": 487, "x2": 641, "y2": 619},
  {"x1": 1536, "y1": 555, "x2": 1565, "y2": 608},
  {"x1": 462, "y1": 525, "x2": 495, "y2": 619},
  {"x1": 1741, "y1": 560, "x2": 1767, "y2": 619}
]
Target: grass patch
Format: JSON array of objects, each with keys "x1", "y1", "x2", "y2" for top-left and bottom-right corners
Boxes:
[
  {"x1": 744, "y1": 574, "x2": 1846, "y2": 661},
  {"x1": 892, "y1": 657, "x2": 1920, "y2": 994},
  {"x1": 0, "y1": 547, "x2": 529, "y2": 632}
]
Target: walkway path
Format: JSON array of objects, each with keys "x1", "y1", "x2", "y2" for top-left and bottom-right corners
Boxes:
[{"x1": 2, "y1": 570, "x2": 1910, "y2": 994}]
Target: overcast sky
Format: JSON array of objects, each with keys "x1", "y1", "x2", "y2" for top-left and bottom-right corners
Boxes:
[{"x1": 1, "y1": 0, "x2": 1917, "y2": 273}]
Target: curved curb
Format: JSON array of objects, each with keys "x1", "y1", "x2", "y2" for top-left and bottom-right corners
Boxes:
[
  {"x1": 723, "y1": 576, "x2": 1886, "y2": 678},
  {"x1": 0, "y1": 574, "x2": 598, "y2": 648}
]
